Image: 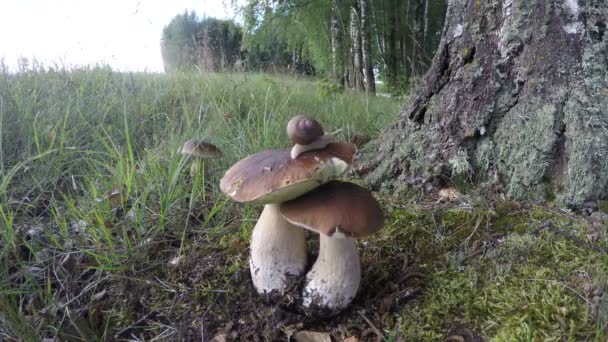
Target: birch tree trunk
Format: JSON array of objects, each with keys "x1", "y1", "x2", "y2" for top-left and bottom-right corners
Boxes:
[
  {"x1": 331, "y1": 0, "x2": 343, "y2": 85},
  {"x1": 358, "y1": 0, "x2": 608, "y2": 208},
  {"x1": 359, "y1": 0, "x2": 376, "y2": 95},
  {"x1": 350, "y1": 4, "x2": 365, "y2": 91}
]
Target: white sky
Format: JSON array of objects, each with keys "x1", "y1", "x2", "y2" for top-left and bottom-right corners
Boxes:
[{"x1": 0, "y1": 0, "x2": 241, "y2": 72}]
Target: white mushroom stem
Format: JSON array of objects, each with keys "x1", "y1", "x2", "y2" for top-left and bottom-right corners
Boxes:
[
  {"x1": 302, "y1": 233, "x2": 361, "y2": 310},
  {"x1": 250, "y1": 204, "x2": 307, "y2": 294},
  {"x1": 190, "y1": 159, "x2": 204, "y2": 178},
  {"x1": 291, "y1": 134, "x2": 335, "y2": 159}
]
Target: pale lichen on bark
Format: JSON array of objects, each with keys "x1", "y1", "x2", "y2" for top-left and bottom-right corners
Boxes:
[{"x1": 358, "y1": 0, "x2": 608, "y2": 207}]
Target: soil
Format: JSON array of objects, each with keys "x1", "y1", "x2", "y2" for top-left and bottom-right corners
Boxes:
[{"x1": 149, "y1": 236, "x2": 427, "y2": 342}]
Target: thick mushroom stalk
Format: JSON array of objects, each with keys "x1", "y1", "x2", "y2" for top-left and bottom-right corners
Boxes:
[
  {"x1": 279, "y1": 181, "x2": 384, "y2": 312},
  {"x1": 250, "y1": 204, "x2": 307, "y2": 293},
  {"x1": 302, "y1": 232, "x2": 360, "y2": 310}
]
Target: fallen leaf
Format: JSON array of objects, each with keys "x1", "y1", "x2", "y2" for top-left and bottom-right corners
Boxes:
[
  {"x1": 107, "y1": 188, "x2": 123, "y2": 206},
  {"x1": 168, "y1": 255, "x2": 183, "y2": 267},
  {"x1": 91, "y1": 289, "x2": 107, "y2": 302},
  {"x1": 210, "y1": 333, "x2": 227, "y2": 342},
  {"x1": 437, "y1": 187, "x2": 461, "y2": 203},
  {"x1": 103, "y1": 219, "x2": 114, "y2": 229},
  {"x1": 210, "y1": 321, "x2": 233, "y2": 342},
  {"x1": 293, "y1": 330, "x2": 332, "y2": 342},
  {"x1": 61, "y1": 254, "x2": 76, "y2": 272},
  {"x1": 283, "y1": 323, "x2": 304, "y2": 341}
]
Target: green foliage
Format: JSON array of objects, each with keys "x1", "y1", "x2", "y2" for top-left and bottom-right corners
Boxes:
[
  {"x1": 239, "y1": 0, "x2": 448, "y2": 93},
  {"x1": 161, "y1": 11, "x2": 200, "y2": 71},
  {"x1": 159, "y1": 0, "x2": 448, "y2": 92},
  {"x1": 240, "y1": 0, "x2": 326, "y2": 74},
  {"x1": 316, "y1": 77, "x2": 344, "y2": 101},
  {"x1": 241, "y1": 0, "x2": 332, "y2": 75}
]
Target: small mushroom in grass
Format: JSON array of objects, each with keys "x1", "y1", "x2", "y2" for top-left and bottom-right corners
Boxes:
[
  {"x1": 180, "y1": 139, "x2": 223, "y2": 177},
  {"x1": 287, "y1": 114, "x2": 336, "y2": 159},
  {"x1": 280, "y1": 181, "x2": 385, "y2": 312},
  {"x1": 220, "y1": 143, "x2": 356, "y2": 294}
]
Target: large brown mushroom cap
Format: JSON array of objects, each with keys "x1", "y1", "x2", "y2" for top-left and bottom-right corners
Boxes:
[
  {"x1": 180, "y1": 139, "x2": 223, "y2": 159},
  {"x1": 220, "y1": 142, "x2": 356, "y2": 204},
  {"x1": 286, "y1": 114, "x2": 324, "y2": 145},
  {"x1": 280, "y1": 181, "x2": 384, "y2": 238}
]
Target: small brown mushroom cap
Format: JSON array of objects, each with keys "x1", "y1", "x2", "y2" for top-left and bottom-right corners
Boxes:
[
  {"x1": 219, "y1": 142, "x2": 356, "y2": 204},
  {"x1": 287, "y1": 114, "x2": 325, "y2": 145},
  {"x1": 280, "y1": 181, "x2": 384, "y2": 238},
  {"x1": 180, "y1": 139, "x2": 223, "y2": 159}
]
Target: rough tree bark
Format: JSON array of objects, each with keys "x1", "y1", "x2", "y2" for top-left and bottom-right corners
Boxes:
[
  {"x1": 358, "y1": 0, "x2": 608, "y2": 208},
  {"x1": 359, "y1": 0, "x2": 376, "y2": 95}
]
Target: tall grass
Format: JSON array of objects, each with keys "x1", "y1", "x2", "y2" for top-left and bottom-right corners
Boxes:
[{"x1": 0, "y1": 65, "x2": 401, "y2": 339}]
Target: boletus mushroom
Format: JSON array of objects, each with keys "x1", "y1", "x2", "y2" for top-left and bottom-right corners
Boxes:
[
  {"x1": 180, "y1": 139, "x2": 223, "y2": 177},
  {"x1": 287, "y1": 114, "x2": 336, "y2": 159},
  {"x1": 219, "y1": 141, "x2": 356, "y2": 294},
  {"x1": 280, "y1": 181, "x2": 385, "y2": 312}
]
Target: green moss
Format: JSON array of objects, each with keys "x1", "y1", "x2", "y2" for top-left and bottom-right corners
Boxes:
[
  {"x1": 494, "y1": 200, "x2": 523, "y2": 216},
  {"x1": 529, "y1": 207, "x2": 569, "y2": 226},
  {"x1": 598, "y1": 200, "x2": 608, "y2": 213},
  {"x1": 513, "y1": 223, "x2": 530, "y2": 234},
  {"x1": 396, "y1": 228, "x2": 605, "y2": 340},
  {"x1": 442, "y1": 209, "x2": 477, "y2": 227},
  {"x1": 493, "y1": 214, "x2": 526, "y2": 230},
  {"x1": 460, "y1": 47, "x2": 470, "y2": 58},
  {"x1": 390, "y1": 208, "x2": 422, "y2": 222},
  {"x1": 544, "y1": 181, "x2": 558, "y2": 202},
  {"x1": 383, "y1": 198, "x2": 608, "y2": 341}
]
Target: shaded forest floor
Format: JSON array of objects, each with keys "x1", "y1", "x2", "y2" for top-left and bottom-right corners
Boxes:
[{"x1": 0, "y1": 69, "x2": 606, "y2": 341}]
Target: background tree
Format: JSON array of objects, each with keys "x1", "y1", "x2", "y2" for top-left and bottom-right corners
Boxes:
[
  {"x1": 240, "y1": 0, "x2": 329, "y2": 74},
  {"x1": 238, "y1": 0, "x2": 447, "y2": 94},
  {"x1": 161, "y1": 11, "x2": 243, "y2": 72},
  {"x1": 161, "y1": 1, "x2": 448, "y2": 93},
  {"x1": 198, "y1": 18, "x2": 243, "y2": 71},
  {"x1": 161, "y1": 11, "x2": 200, "y2": 71},
  {"x1": 359, "y1": 0, "x2": 375, "y2": 94},
  {"x1": 358, "y1": 0, "x2": 608, "y2": 207}
]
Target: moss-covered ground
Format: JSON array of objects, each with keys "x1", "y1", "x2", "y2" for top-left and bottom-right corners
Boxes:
[{"x1": 0, "y1": 67, "x2": 606, "y2": 341}]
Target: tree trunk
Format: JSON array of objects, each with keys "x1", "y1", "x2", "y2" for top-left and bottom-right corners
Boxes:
[
  {"x1": 423, "y1": 0, "x2": 429, "y2": 44},
  {"x1": 331, "y1": 0, "x2": 343, "y2": 85},
  {"x1": 387, "y1": 0, "x2": 398, "y2": 88},
  {"x1": 359, "y1": 0, "x2": 376, "y2": 95},
  {"x1": 401, "y1": 0, "x2": 410, "y2": 82},
  {"x1": 350, "y1": 4, "x2": 365, "y2": 91},
  {"x1": 412, "y1": 0, "x2": 426, "y2": 75},
  {"x1": 358, "y1": 0, "x2": 608, "y2": 208},
  {"x1": 372, "y1": 1, "x2": 388, "y2": 73}
]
